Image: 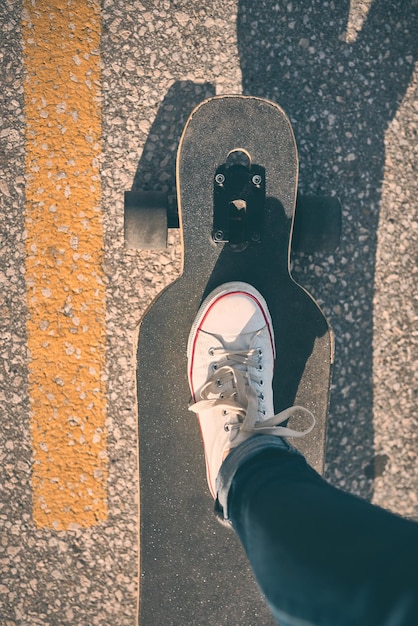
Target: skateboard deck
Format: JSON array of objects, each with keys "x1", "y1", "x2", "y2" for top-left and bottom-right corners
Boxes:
[{"x1": 136, "y1": 96, "x2": 333, "y2": 625}]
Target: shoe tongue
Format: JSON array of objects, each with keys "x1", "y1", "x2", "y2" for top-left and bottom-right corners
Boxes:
[{"x1": 222, "y1": 332, "x2": 257, "y2": 352}]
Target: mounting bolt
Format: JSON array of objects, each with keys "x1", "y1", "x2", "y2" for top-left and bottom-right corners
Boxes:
[
  {"x1": 252, "y1": 174, "x2": 262, "y2": 186},
  {"x1": 215, "y1": 173, "x2": 225, "y2": 185},
  {"x1": 251, "y1": 231, "x2": 261, "y2": 243},
  {"x1": 213, "y1": 230, "x2": 224, "y2": 242}
]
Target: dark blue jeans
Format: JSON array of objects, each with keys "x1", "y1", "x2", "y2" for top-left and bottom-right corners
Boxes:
[{"x1": 216, "y1": 436, "x2": 418, "y2": 626}]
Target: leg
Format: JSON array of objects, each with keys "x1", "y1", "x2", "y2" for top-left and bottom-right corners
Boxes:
[{"x1": 217, "y1": 439, "x2": 418, "y2": 626}]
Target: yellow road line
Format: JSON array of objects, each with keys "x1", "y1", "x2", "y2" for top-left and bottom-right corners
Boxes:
[{"x1": 22, "y1": 0, "x2": 107, "y2": 529}]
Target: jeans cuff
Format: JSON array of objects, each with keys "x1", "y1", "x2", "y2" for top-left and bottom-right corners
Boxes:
[{"x1": 214, "y1": 434, "x2": 302, "y2": 522}]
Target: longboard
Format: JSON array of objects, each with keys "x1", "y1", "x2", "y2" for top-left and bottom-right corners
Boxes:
[{"x1": 135, "y1": 96, "x2": 333, "y2": 625}]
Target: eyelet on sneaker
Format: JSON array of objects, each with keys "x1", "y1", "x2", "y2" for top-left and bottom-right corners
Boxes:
[
  {"x1": 224, "y1": 422, "x2": 240, "y2": 432},
  {"x1": 212, "y1": 363, "x2": 218, "y2": 371},
  {"x1": 258, "y1": 348, "x2": 263, "y2": 356},
  {"x1": 208, "y1": 348, "x2": 215, "y2": 356},
  {"x1": 258, "y1": 364, "x2": 264, "y2": 371},
  {"x1": 222, "y1": 409, "x2": 228, "y2": 416},
  {"x1": 259, "y1": 392, "x2": 265, "y2": 401},
  {"x1": 259, "y1": 379, "x2": 264, "y2": 386}
]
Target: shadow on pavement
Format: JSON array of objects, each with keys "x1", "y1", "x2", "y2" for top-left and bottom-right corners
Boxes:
[{"x1": 237, "y1": 0, "x2": 417, "y2": 497}]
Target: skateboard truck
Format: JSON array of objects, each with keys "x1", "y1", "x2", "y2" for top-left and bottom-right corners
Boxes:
[{"x1": 212, "y1": 158, "x2": 265, "y2": 250}]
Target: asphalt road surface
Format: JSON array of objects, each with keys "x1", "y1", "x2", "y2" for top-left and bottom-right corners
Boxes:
[{"x1": 0, "y1": 1, "x2": 417, "y2": 624}]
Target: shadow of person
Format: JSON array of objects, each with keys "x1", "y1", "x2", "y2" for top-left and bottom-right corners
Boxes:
[{"x1": 237, "y1": 0, "x2": 417, "y2": 497}]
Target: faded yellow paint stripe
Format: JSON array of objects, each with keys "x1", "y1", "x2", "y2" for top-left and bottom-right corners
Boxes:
[{"x1": 22, "y1": 0, "x2": 107, "y2": 529}]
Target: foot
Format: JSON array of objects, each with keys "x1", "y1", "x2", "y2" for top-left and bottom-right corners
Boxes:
[{"x1": 187, "y1": 282, "x2": 315, "y2": 499}]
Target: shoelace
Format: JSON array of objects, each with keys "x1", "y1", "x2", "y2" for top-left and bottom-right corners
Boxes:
[{"x1": 189, "y1": 346, "x2": 315, "y2": 440}]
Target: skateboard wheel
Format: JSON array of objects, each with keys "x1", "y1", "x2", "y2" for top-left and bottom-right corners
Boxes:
[
  {"x1": 124, "y1": 191, "x2": 168, "y2": 249},
  {"x1": 292, "y1": 194, "x2": 342, "y2": 253}
]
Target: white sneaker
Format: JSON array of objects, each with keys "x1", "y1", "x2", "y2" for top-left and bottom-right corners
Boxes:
[{"x1": 187, "y1": 282, "x2": 315, "y2": 499}]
